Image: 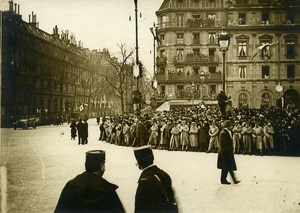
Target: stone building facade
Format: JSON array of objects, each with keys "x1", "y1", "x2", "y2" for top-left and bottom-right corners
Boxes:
[
  {"x1": 1, "y1": 1, "x2": 116, "y2": 126},
  {"x1": 154, "y1": 0, "x2": 300, "y2": 109}
]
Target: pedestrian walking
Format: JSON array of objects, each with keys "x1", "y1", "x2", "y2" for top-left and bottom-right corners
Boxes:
[
  {"x1": 55, "y1": 150, "x2": 125, "y2": 213},
  {"x1": 217, "y1": 120, "x2": 241, "y2": 185},
  {"x1": 133, "y1": 145, "x2": 178, "y2": 213},
  {"x1": 76, "y1": 119, "x2": 84, "y2": 145},
  {"x1": 70, "y1": 120, "x2": 77, "y2": 140}
]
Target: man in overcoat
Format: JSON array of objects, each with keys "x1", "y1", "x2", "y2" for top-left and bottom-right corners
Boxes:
[
  {"x1": 133, "y1": 145, "x2": 178, "y2": 213},
  {"x1": 82, "y1": 119, "x2": 88, "y2": 144},
  {"x1": 217, "y1": 120, "x2": 241, "y2": 185},
  {"x1": 55, "y1": 150, "x2": 125, "y2": 213},
  {"x1": 76, "y1": 119, "x2": 84, "y2": 145}
]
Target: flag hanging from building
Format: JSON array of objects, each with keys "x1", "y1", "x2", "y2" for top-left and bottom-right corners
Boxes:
[
  {"x1": 79, "y1": 104, "x2": 84, "y2": 112},
  {"x1": 249, "y1": 41, "x2": 279, "y2": 60}
]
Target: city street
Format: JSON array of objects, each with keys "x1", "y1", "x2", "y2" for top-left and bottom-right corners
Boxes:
[{"x1": 1, "y1": 120, "x2": 300, "y2": 213}]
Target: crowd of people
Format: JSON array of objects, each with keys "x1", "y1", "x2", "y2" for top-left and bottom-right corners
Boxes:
[{"x1": 90, "y1": 102, "x2": 300, "y2": 157}]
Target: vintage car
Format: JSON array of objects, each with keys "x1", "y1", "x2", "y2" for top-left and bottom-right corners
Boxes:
[{"x1": 13, "y1": 117, "x2": 37, "y2": 130}]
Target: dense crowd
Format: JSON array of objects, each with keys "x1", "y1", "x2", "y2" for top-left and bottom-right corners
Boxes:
[{"x1": 96, "y1": 104, "x2": 300, "y2": 157}]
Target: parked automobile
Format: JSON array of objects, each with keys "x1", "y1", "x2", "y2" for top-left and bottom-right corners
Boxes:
[{"x1": 13, "y1": 117, "x2": 37, "y2": 130}]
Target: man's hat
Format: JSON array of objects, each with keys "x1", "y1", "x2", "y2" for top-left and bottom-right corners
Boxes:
[
  {"x1": 222, "y1": 120, "x2": 233, "y2": 128},
  {"x1": 85, "y1": 150, "x2": 106, "y2": 172},
  {"x1": 133, "y1": 145, "x2": 154, "y2": 168}
]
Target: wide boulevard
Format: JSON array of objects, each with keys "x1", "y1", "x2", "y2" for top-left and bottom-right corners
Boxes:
[{"x1": 1, "y1": 121, "x2": 300, "y2": 213}]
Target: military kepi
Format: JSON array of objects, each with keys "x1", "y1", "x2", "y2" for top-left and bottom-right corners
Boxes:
[
  {"x1": 134, "y1": 145, "x2": 154, "y2": 168},
  {"x1": 85, "y1": 150, "x2": 105, "y2": 172}
]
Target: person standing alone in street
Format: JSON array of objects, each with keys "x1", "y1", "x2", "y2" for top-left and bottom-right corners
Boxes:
[
  {"x1": 217, "y1": 120, "x2": 241, "y2": 185},
  {"x1": 133, "y1": 145, "x2": 178, "y2": 213},
  {"x1": 55, "y1": 150, "x2": 125, "y2": 213},
  {"x1": 82, "y1": 119, "x2": 89, "y2": 145},
  {"x1": 70, "y1": 120, "x2": 77, "y2": 140},
  {"x1": 76, "y1": 119, "x2": 84, "y2": 145}
]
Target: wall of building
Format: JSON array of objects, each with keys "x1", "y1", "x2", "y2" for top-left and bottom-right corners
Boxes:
[{"x1": 154, "y1": 0, "x2": 300, "y2": 109}]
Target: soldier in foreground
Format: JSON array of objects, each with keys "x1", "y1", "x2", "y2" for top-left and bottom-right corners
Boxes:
[
  {"x1": 55, "y1": 150, "x2": 125, "y2": 213},
  {"x1": 133, "y1": 145, "x2": 178, "y2": 213}
]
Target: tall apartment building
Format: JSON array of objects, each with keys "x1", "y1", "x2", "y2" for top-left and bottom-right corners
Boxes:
[
  {"x1": 1, "y1": 1, "x2": 117, "y2": 126},
  {"x1": 154, "y1": 0, "x2": 300, "y2": 109}
]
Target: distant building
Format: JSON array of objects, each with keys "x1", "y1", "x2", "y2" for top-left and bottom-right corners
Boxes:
[
  {"x1": 154, "y1": 0, "x2": 300, "y2": 109},
  {"x1": 1, "y1": 1, "x2": 118, "y2": 126}
]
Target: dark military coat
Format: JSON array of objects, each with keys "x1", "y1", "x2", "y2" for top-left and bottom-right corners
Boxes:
[
  {"x1": 135, "y1": 165, "x2": 177, "y2": 213},
  {"x1": 55, "y1": 171, "x2": 125, "y2": 213},
  {"x1": 217, "y1": 128, "x2": 237, "y2": 171}
]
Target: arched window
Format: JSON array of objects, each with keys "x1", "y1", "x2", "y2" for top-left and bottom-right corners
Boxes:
[
  {"x1": 261, "y1": 93, "x2": 270, "y2": 108},
  {"x1": 238, "y1": 93, "x2": 248, "y2": 108}
]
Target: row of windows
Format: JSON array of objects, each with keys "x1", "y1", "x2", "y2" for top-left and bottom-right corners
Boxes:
[
  {"x1": 238, "y1": 65, "x2": 296, "y2": 79},
  {"x1": 158, "y1": 36, "x2": 297, "y2": 60},
  {"x1": 159, "y1": 10, "x2": 297, "y2": 29},
  {"x1": 158, "y1": 64, "x2": 296, "y2": 79}
]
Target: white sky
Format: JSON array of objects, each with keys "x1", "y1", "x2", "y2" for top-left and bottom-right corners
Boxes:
[{"x1": 1, "y1": 0, "x2": 164, "y2": 76}]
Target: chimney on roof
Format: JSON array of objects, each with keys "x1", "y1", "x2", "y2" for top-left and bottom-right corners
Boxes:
[
  {"x1": 9, "y1": 1, "x2": 13, "y2": 12},
  {"x1": 18, "y1": 4, "x2": 20, "y2": 15},
  {"x1": 28, "y1": 12, "x2": 38, "y2": 28},
  {"x1": 14, "y1": 3, "x2": 17, "y2": 14}
]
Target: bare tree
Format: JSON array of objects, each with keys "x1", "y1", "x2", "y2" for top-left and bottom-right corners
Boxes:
[{"x1": 100, "y1": 43, "x2": 134, "y2": 113}]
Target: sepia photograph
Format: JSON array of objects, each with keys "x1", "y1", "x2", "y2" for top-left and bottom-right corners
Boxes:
[{"x1": 1, "y1": 0, "x2": 300, "y2": 212}]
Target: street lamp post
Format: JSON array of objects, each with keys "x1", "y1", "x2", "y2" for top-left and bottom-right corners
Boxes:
[
  {"x1": 217, "y1": 26, "x2": 231, "y2": 93},
  {"x1": 150, "y1": 23, "x2": 157, "y2": 75},
  {"x1": 134, "y1": 0, "x2": 140, "y2": 88},
  {"x1": 200, "y1": 71, "x2": 205, "y2": 100},
  {"x1": 133, "y1": 0, "x2": 142, "y2": 116}
]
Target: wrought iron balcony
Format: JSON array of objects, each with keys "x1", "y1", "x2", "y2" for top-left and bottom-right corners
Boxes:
[
  {"x1": 156, "y1": 56, "x2": 167, "y2": 65},
  {"x1": 173, "y1": 54, "x2": 219, "y2": 64},
  {"x1": 155, "y1": 73, "x2": 222, "y2": 84},
  {"x1": 186, "y1": 19, "x2": 223, "y2": 28}
]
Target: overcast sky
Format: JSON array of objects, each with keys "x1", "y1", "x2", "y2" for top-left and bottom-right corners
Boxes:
[{"x1": 1, "y1": 0, "x2": 164, "y2": 76}]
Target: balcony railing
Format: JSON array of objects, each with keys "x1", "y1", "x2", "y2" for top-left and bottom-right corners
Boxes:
[
  {"x1": 155, "y1": 73, "x2": 222, "y2": 83},
  {"x1": 186, "y1": 19, "x2": 223, "y2": 28},
  {"x1": 173, "y1": 54, "x2": 219, "y2": 64},
  {"x1": 158, "y1": 20, "x2": 222, "y2": 29},
  {"x1": 156, "y1": 56, "x2": 167, "y2": 65}
]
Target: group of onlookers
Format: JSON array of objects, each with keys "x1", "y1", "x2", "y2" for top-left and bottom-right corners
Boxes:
[{"x1": 97, "y1": 105, "x2": 300, "y2": 156}]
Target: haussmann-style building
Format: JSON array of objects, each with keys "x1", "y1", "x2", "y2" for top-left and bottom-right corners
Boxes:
[
  {"x1": 154, "y1": 0, "x2": 300, "y2": 109},
  {"x1": 1, "y1": 1, "x2": 121, "y2": 126}
]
